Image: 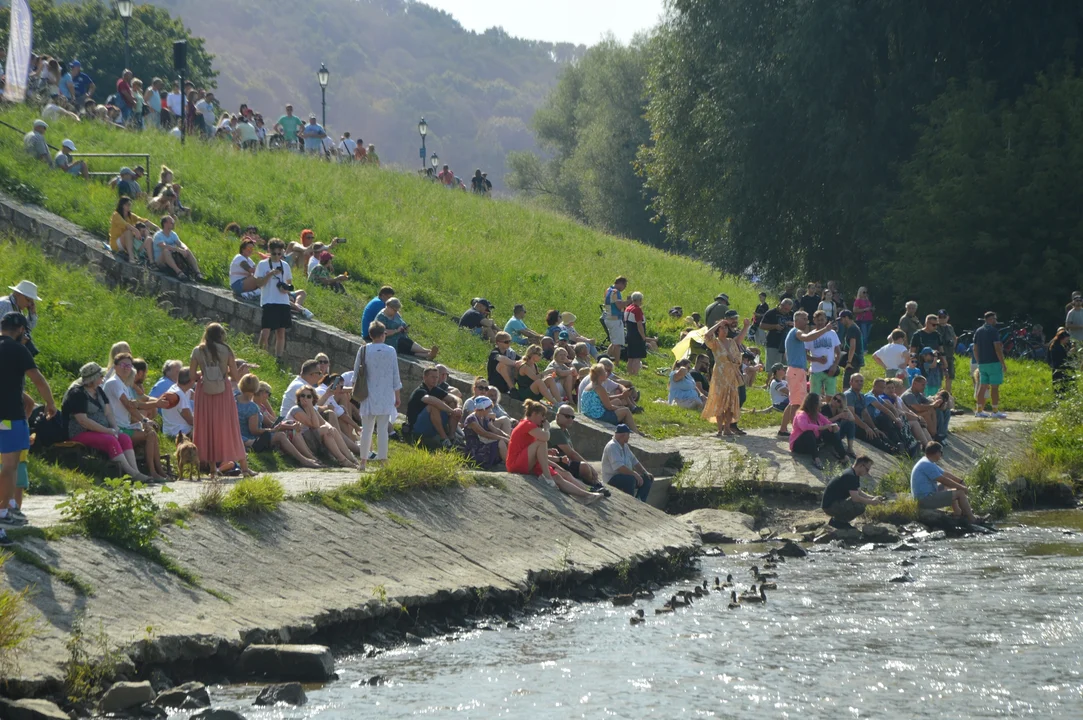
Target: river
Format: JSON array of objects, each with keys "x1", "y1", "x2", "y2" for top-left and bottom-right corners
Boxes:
[{"x1": 189, "y1": 511, "x2": 1083, "y2": 719}]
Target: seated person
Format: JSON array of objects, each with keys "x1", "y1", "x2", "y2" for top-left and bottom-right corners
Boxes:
[
  {"x1": 842, "y1": 374, "x2": 904, "y2": 455},
  {"x1": 286, "y1": 384, "x2": 359, "y2": 468},
  {"x1": 516, "y1": 344, "x2": 563, "y2": 406},
  {"x1": 109, "y1": 166, "x2": 145, "y2": 198},
  {"x1": 823, "y1": 392, "x2": 857, "y2": 458},
  {"x1": 62, "y1": 362, "x2": 150, "y2": 482},
  {"x1": 434, "y1": 364, "x2": 463, "y2": 400},
  {"x1": 376, "y1": 297, "x2": 439, "y2": 360},
  {"x1": 229, "y1": 238, "x2": 262, "y2": 298},
  {"x1": 548, "y1": 404, "x2": 602, "y2": 489},
  {"x1": 691, "y1": 354, "x2": 711, "y2": 393},
  {"x1": 487, "y1": 332, "x2": 519, "y2": 394},
  {"x1": 820, "y1": 456, "x2": 884, "y2": 530},
  {"x1": 668, "y1": 358, "x2": 706, "y2": 410},
  {"x1": 152, "y1": 215, "x2": 204, "y2": 281},
  {"x1": 42, "y1": 94, "x2": 81, "y2": 122},
  {"x1": 506, "y1": 400, "x2": 604, "y2": 503},
  {"x1": 581, "y1": 358, "x2": 639, "y2": 411},
  {"x1": 882, "y1": 378, "x2": 932, "y2": 449},
  {"x1": 152, "y1": 166, "x2": 189, "y2": 214},
  {"x1": 545, "y1": 347, "x2": 578, "y2": 402},
  {"x1": 579, "y1": 364, "x2": 639, "y2": 432},
  {"x1": 601, "y1": 423, "x2": 653, "y2": 501},
  {"x1": 505, "y1": 304, "x2": 543, "y2": 345},
  {"x1": 147, "y1": 184, "x2": 184, "y2": 216},
  {"x1": 570, "y1": 342, "x2": 593, "y2": 380},
  {"x1": 901, "y1": 375, "x2": 944, "y2": 440},
  {"x1": 406, "y1": 367, "x2": 462, "y2": 449},
  {"x1": 150, "y1": 360, "x2": 182, "y2": 399},
  {"x1": 53, "y1": 139, "x2": 88, "y2": 179},
  {"x1": 109, "y1": 196, "x2": 159, "y2": 263},
  {"x1": 102, "y1": 352, "x2": 168, "y2": 481},
  {"x1": 461, "y1": 376, "x2": 503, "y2": 430},
  {"x1": 544, "y1": 309, "x2": 563, "y2": 341},
  {"x1": 788, "y1": 393, "x2": 847, "y2": 470},
  {"x1": 485, "y1": 386, "x2": 515, "y2": 430},
  {"x1": 462, "y1": 396, "x2": 509, "y2": 470},
  {"x1": 459, "y1": 298, "x2": 497, "y2": 341},
  {"x1": 236, "y1": 373, "x2": 320, "y2": 468},
  {"x1": 559, "y1": 312, "x2": 597, "y2": 357},
  {"x1": 308, "y1": 251, "x2": 347, "y2": 293},
  {"x1": 910, "y1": 442, "x2": 978, "y2": 524},
  {"x1": 159, "y1": 365, "x2": 195, "y2": 437},
  {"x1": 540, "y1": 335, "x2": 556, "y2": 361}
]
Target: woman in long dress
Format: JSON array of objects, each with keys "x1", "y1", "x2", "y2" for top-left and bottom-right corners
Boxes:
[
  {"x1": 190, "y1": 322, "x2": 254, "y2": 477},
  {"x1": 356, "y1": 320, "x2": 402, "y2": 471},
  {"x1": 701, "y1": 315, "x2": 751, "y2": 437}
]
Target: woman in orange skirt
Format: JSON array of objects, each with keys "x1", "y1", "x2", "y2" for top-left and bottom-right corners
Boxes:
[
  {"x1": 190, "y1": 322, "x2": 254, "y2": 477},
  {"x1": 701, "y1": 312, "x2": 751, "y2": 437}
]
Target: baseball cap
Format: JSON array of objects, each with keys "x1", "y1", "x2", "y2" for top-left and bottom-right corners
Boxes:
[
  {"x1": 937, "y1": 308, "x2": 948, "y2": 316},
  {"x1": 921, "y1": 346, "x2": 935, "y2": 355},
  {"x1": 1, "y1": 312, "x2": 29, "y2": 330},
  {"x1": 558, "y1": 331, "x2": 569, "y2": 340},
  {"x1": 769, "y1": 362, "x2": 785, "y2": 373},
  {"x1": 32, "y1": 119, "x2": 47, "y2": 130},
  {"x1": 615, "y1": 424, "x2": 631, "y2": 435},
  {"x1": 62, "y1": 139, "x2": 77, "y2": 151},
  {"x1": 838, "y1": 309, "x2": 853, "y2": 319},
  {"x1": 71, "y1": 60, "x2": 81, "y2": 67},
  {"x1": 318, "y1": 251, "x2": 334, "y2": 263},
  {"x1": 474, "y1": 298, "x2": 494, "y2": 309},
  {"x1": 119, "y1": 166, "x2": 133, "y2": 176},
  {"x1": 724, "y1": 309, "x2": 739, "y2": 318}
]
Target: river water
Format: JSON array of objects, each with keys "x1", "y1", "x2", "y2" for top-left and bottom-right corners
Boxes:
[{"x1": 194, "y1": 512, "x2": 1083, "y2": 719}]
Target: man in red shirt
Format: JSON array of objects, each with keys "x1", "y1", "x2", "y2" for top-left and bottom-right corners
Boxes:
[
  {"x1": 116, "y1": 69, "x2": 136, "y2": 124},
  {"x1": 437, "y1": 164, "x2": 455, "y2": 186}
]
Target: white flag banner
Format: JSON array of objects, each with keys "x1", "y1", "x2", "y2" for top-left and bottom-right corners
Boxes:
[{"x1": 3, "y1": 0, "x2": 34, "y2": 103}]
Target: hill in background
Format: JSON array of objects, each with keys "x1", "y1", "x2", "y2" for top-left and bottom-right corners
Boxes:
[{"x1": 147, "y1": 0, "x2": 586, "y2": 183}]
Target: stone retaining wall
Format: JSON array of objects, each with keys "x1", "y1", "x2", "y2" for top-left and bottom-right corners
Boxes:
[{"x1": 0, "y1": 193, "x2": 680, "y2": 470}]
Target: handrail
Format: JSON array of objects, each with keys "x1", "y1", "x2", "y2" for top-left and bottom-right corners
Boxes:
[{"x1": 0, "y1": 118, "x2": 150, "y2": 178}]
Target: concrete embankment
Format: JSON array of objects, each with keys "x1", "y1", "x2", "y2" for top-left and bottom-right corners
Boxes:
[{"x1": 2, "y1": 475, "x2": 699, "y2": 696}]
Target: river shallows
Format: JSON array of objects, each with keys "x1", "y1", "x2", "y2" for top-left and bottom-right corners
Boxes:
[{"x1": 196, "y1": 514, "x2": 1083, "y2": 719}]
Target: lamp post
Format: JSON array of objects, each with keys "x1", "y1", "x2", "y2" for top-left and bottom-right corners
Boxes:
[
  {"x1": 430, "y1": 153, "x2": 439, "y2": 170},
  {"x1": 117, "y1": 0, "x2": 134, "y2": 71},
  {"x1": 317, "y1": 63, "x2": 329, "y2": 127},
  {"x1": 418, "y1": 117, "x2": 428, "y2": 172}
]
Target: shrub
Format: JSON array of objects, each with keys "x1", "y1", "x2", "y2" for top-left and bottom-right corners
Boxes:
[
  {"x1": 219, "y1": 476, "x2": 285, "y2": 516},
  {"x1": 355, "y1": 448, "x2": 467, "y2": 500},
  {"x1": 875, "y1": 456, "x2": 916, "y2": 495},
  {"x1": 965, "y1": 454, "x2": 1013, "y2": 519},
  {"x1": 63, "y1": 617, "x2": 121, "y2": 704},
  {"x1": 57, "y1": 478, "x2": 160, "y2": 552},
  {"x1": 864, "y1": 497, "x2": 918, "y2": 524}
]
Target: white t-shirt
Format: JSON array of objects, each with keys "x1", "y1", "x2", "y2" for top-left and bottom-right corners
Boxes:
[
  {"x1": 319, "y1": 385, "x2": 346, "y2": 417},
  {"x1": 229, "y1": 253, "x2": 254, "y2": 284},
  {"x1": 280, "y1": 376, "x2": 307, "y2": 417},
  {"x1": 161, "y1": 383, "x2": 193, "y2": 436},
  {"x1": 195, "y1": 99, "x2": 216, "y2": 128},
  {"x1": 340, "y1": 138, "x2": 357, "y2": 156},
  {"x1": 102, "y1": 376, "x2": 138, "y2": 430},
  {"x1": 806, "y1": 330, "x2": 840, "y2": 374},
  {"x1": 166, "y1": 91, "x2": 182, "y2": 116},
  {"x1": 307, "y1": 254, "x2": 320, "y2": 276},
  {"x1": 255, "y1": 258, "x2": 292, "y2": 306},
  {"x1": 874, "y1": 342, "x2": 910, "y2": 372},
  {"x1": 42, "y1": 103, "x2": 66, "y2": 120},
  {"x1": 769, "y1": 379, "x2": 789, "y2": 405},
  {"x1": 341, "y1": 370, "x2": 355, "y2": 387}
]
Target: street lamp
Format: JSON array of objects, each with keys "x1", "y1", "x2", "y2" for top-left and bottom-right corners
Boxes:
[
  {"x1": 418, "y1": 117, "x2": 427, "y2": 171},
  {"x1": 317, "y1": 63, "x2": 330, "y2": 127},
  {"x1": 430, "y1": 153, "x2": 439, "y2": 169},
  {"x1": 117, "y1": 0, "x2": 134, "y2": 71}
]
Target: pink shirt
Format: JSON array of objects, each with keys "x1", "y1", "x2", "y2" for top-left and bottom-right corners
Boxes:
[
  {"x1": 789, "y1": 410, "x2": 832, "y2": 451},
  {"x1": 853, "y1": 297, "x2": 873, "y2": 322}
]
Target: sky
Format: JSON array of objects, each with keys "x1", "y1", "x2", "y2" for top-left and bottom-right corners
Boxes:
[{"x1": 419, "y1": 0, "x2": 667, "y2": 46}]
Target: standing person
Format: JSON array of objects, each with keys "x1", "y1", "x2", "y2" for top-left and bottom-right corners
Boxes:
[
  {"x1": 909, "y1": 314, "x2": 944, "y2": 357},
  {"x1": 302, "y1": 114, "x2": 326, "y2": 154},
  {"x1": 973, "y1": 311, "x2": 1007, "y2": 419},
  {"x1": 144, "y1": 78, "x2": 163, "y2": 129},
  {"x1": 1048, "y1": 329, "x2": 1073, "y2": 395},
  {"x1": 623, "y1": 292, "x2": 655, "y2": 375},
  {"x1": 838, "y1": 310, "x2": 864, "y2": 387},
  {"x1": 70, "y1": 61, "x2": 95, "y2": 106},
  {"x1": 759, "y1": 298, "x2": 795, "y2": 372},
  {"x1": 602, "y1": 276, "x2": 629, "y2": 359},
  {"x1": 361, "y1": 285, "x2": 395, "y2": 341},
  {"x1": 778, "y1": 311, "x2": 837, "y2": 436},
  {"x1": 936, "y1": 310, "x2": 958, "y2": 392},
  {"x1": 1065, "y1": 293, "x2": 1083, "y2": 343},
  {"x1": 872, "y1": 329, "x2": 910, "y2": 380},
  {"x1": 255, "y1": 238, "x2": 293, "y2": 357},
  {"x1": 798, "y1": 282, "x2": 821, "y2": 316},
  {"x1": 821, "y1": 456, "x2": 883, "y2": 530},
  {"x1": 701, "y1": 313, "x2": 749, "y2": 437},
  {"x1": 354, "y1": 321, "x2": 402, "y2": 471},
  {"x1": 274, "y1": 104, "x2": 303, "y2": 149},
  {"x1": 704, "y1": 293, "x2": 730, "y2": 327},
  {"x1": 190, "y1": 323, "x2": 254, "y2": 478},
  {"x1": 751, "y1": 292, "x2": 770, "y2": 345},
  {"x1": 807, "y1": 310, "x2": 841, "y2": 397},
  {"x1": 852, "y1": 287, "x2": 874, "y2": 347},
  {"x1": 898, "y1": 301, "x2": 922, "y2": 340},
  {"x1": 601, "y1": 424, "x2": 654, "y2": 501}
]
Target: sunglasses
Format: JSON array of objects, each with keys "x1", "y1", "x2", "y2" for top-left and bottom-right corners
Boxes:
[
  {"x1": 319, "y1": 360, "x2": 330, "y2": 365},
  {"x1": 559, "y1": 413, "x2": 575, "y2": 420},
  {"x1": 298, "y1": 393, "x2": 315, "y2": 400}
]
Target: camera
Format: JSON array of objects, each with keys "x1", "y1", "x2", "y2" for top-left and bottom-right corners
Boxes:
[{"x1": 276, "y1": 281, "x2": 295, "y2": 293}]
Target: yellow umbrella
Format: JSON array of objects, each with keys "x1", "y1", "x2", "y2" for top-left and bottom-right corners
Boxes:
[{"x1": 671, "y1": 326, "x2": 710, "y2": 362}]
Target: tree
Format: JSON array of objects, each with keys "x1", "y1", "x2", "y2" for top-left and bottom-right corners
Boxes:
[
  {"x1": 0, "y1": 0, "x2": 217, "y2": 94},
  {"x1": 508, "y1": 38, "x2": 665, "y2": 249},
  {"x1": 886, "y1": 69, "x2": 1083, "y2": 330}
]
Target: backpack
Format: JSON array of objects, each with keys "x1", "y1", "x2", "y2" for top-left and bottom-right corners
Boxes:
[{"x1": 28, "y1": 403, "x2": 68, "y2": 449}]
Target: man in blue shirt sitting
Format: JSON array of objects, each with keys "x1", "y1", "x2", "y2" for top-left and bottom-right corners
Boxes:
[
  {"x1": 361, "y1": 286, "x2": 394, "y2": 341},
  {"x1": 910, "y1": 442, "x2": 978, "y2": 524}
]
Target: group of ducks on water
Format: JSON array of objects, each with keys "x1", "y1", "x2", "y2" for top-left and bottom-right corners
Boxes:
[{"x1": 622, "y1": 550, "x2": 786, "y2": 626}]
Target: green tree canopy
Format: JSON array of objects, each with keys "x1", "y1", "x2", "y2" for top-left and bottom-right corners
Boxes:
[{"x1": 0, "y1": 0, "x2": 217, "y2": 93}]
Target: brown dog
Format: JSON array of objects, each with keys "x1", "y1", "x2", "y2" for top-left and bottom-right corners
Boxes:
[{"x1": 174, "y1": 432, "x2": 200, "y2": 482}]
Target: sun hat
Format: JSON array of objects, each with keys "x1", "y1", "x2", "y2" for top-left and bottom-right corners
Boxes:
[
  {"x1": 561, "y1": 311, "x2": 577, "y2": 324},
  {"x1": 8, "y1": 280, "x2": 40, "y2": 302},
  {"x1": 714, "y1": 293, "x2": 729, "y2": 301},
  {"x1": 78, "y1": 362, "x2": 103, "y2": 385},
  {"x1": 473, "y1": 396, "x2": 493, "y2": 410},
  {"x1": 61, "y1": 139, "x2": 76, "y2": 151}
]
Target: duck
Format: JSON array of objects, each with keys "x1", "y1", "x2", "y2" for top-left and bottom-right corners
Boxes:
[
  {"x1": 701, "y1": 579, "x2": 709, "y2": 591},
  {"x1": 727, "y1": 591, "x2": 741, "y2": 610},
  {"x1": 758, "y1": 581, "x2": 778, "y2": 591},
  {"x1": 677, "y1": 590, "x2": 695, "y2": 604},
  {"x1": 692, "y1": 586, "x2": 705, "y2": 598},
  {"x1": 739, "y1": 585, "x2": 768, "y2": 604},
  {"x1": 750, "y1": 565, "x2": 778, "y2": 582},
  {"x1": 655, "y1": 605, "x2": 674, "y2": 615},
  {"x1": 719, "y1": 573, "x2": 735, "y2": 589},
  {"x1": 630, "y1": 609, "x2": 646, "y2": 625},
  {"x1": 763, "y1": 561, "x2": 779, "y2": 570}
]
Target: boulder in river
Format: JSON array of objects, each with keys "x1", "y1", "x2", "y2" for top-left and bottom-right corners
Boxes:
[
  {"x1": 861, "y1": 523, "x2": 902, "y2": 543},
  {"x1": 891, "y1": 542, "x2": 919, "y2": 552},
  {"x1": 156, "y1": 681, "x2": 211, "y2": 709},
  {"x1": 775, "y1": 540, "x2": 807, "y2": 558},
  {"x1": 679, "y1": 509, "x2": 759, "y2": 543},
  {"x1": 190, "y1": 710, "x2": 248, "y2": 720},
  {"x1": 100, "y1": 680, "x2": 156, "y2": 713},
  {"x1": 238, "y1": 644, "x2": 334, "y2": 682},
  {"x1": 253, "y1": 682, "x2": 308, "y2": 707},
  {"x1": 0, "y1": 697, "x2": 70, "y2": 720}
]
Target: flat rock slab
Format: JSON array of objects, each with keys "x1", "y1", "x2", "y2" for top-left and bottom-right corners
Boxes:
[
  {"x1": 239, "y1": 645, "x2": 334, "y2": 682},
  {"x1": 0, "y1": 698, "x2": 70, "y2": 720},
  {"x1": 680, "y1": 508, "x2": 759, "y2": 543}
]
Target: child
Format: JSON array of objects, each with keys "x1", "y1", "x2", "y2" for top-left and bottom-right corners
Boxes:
[
  {"x1": 905, "y1": 354, "x2": 921, "y2": 387},
  {"x1": 749, "y1": 364, "x2": 789, "y2": 414},
  {"x1": 919, "y1": 348, "x2": 946, "y2": 396}
]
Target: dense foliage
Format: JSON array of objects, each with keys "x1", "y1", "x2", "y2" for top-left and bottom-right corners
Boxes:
[
  {"x1": 507, "y1": 39, "x2": 665, "y2": 249},
  {"x1": 0, "y1": 0, "x2": 216, "y2": 89}
]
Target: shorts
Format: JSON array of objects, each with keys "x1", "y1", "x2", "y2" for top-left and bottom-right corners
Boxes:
[
  {"x1": 262, "y1": 303, "x2": 293, "y2": 330},
  {"x1": 786, "y1": 367, "x2": 808, "y2": 406},
  {"x1": 588, "y1": 408, "x2": 620, "y2": 425},
  {"x1": 772, "y1": 400, "x2": 789, "y2": 412},
  {"x1": 556, "y1": 456, "x2": 582, "y2": 478},
  {"x1": 469, "y1": 327, "x2": 483, "y2": 337},
  {"x1": 230, "y1": 278, "x2": 245, "y2": 295},
  {"x1": 917, "y1": 490, "x2": 956, "y2": 509},
  {"x1": 978, "y1": 363, "x2": 1003, "y2": 386},
  {"x1": 119, "y1": 427, "x2": 137, "y2": 438},
  {"x1": 413, "y1": 409, "x2": 448, "y2": 438},
  {"x1": 810, "y1": 371, "x2": 838, "y2": 397},
  {"x1": 604, "y1": 316, "x2": 626, "y2": 346},
  {"x1": 0, "y1": 420, "x2": 31, "y2": 454}
]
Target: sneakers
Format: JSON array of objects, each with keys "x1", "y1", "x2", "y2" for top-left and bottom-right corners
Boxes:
[
  {"x1": 0, "y1": 512, "x2": 27, "y2": 527},
  {"x1": 590, "y1": 484, "x2": 612, "y2": 498},
  {"x1": 8, "y1": 506, "x2": 25, "y2": 521},
  {"x1": 975, "y1": 411, "x2": 991, "y2": 418},
  {"x1": 300, "y1": 308, "x2": 315, "y2": 320},
  {"x1": 0, "y1": 529, "x2": 11, "y2": 547},
  {"x1": 827, "y1": 518, "x2": 854, "y2": 530},
  {"x1": 440, "y1": 438, "x2": 454, "y2": 450},
  {"x1": 992, "y1": 412, "x2": 1008, "y2": 419}
]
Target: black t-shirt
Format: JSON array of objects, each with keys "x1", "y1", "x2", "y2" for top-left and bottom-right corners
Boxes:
[
  {"x1": 973, "y1": 324, "x2": 1000, "y2": 364},
  {"x1": 910, "y1": 329, "x2": 944, "y2": 354},
  {"x1": 762, "y1": 308, "x2": 792, "y2": 350},
  {"x1": 487, "y1": 347, "x2": 519, "y2": 387},
  {"x1": 691, "y1": 370, "x2": 709, "y2": 392},
  {"x1": 822, "y1": 468, "x2": 861, "y2": 509},
  {"x1": 0, "y1": 336, "x2": 36, "y2": 421},
  {"x1": 459, "y1": 308, "x2": 484, "y2": 329},
  {"x1": 799, "y1": 294, "x2": 821, "y2": 316},
  {"x1": 406, "y1": 383, "x2": 449, "y2": 425},
  {"x1": 843, "y1": 324, "x2": 864, "y2": 367},
  {"x1": 752, "y1": 302, "x2": 770, "y2": 328}
]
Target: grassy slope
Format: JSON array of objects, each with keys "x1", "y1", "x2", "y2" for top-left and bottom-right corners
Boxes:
[{"x1": 0, "y1": 105, "x2": 1053, "y2": 438}]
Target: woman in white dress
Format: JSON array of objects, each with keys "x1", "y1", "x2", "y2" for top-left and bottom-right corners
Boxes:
[{"x1": 355, "y1": 320, "x2": 402, "y2": 470}]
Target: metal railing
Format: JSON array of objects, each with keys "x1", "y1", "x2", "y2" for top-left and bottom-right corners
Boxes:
[{"x1": 0, "y1": 118, "x2": 150, "y2": 179}]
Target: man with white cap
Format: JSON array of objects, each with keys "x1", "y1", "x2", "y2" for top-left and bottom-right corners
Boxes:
[
  {"x1": 601, "y1": 423, "x2": 653, "y2": 501},
  {"x1": 53, "y1": 139, "x2": 89, "y2": 179},
  {"x1": 109, "y1": 166, "x2": 144, "y2": 198},
  {"x1": 23, "y1": 120, "x2": 50, "y2": 163},
  {"x1": 0, "y1": 281, "x2": 40, "y2": 332}
]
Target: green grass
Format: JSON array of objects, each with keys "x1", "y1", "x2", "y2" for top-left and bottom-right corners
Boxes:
[
  {"x1": 218, "y1": 476, "x2": 285, "y2": 516},
  {"x1": 26, "y1": 456, "x2": 94, "y2": 495},
  {"x1": 864, "y1": 497, "x2": 919, "y2": 524},
  {"x1": 8, "y1": 546, "x2": 95, "y2": 596},
  {"x1": 350, "y1": 447, "x2": 467, "y2": 500},
  {"x1": 1031, "y1": 377, "x2": 1083, "y2": 476}
]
